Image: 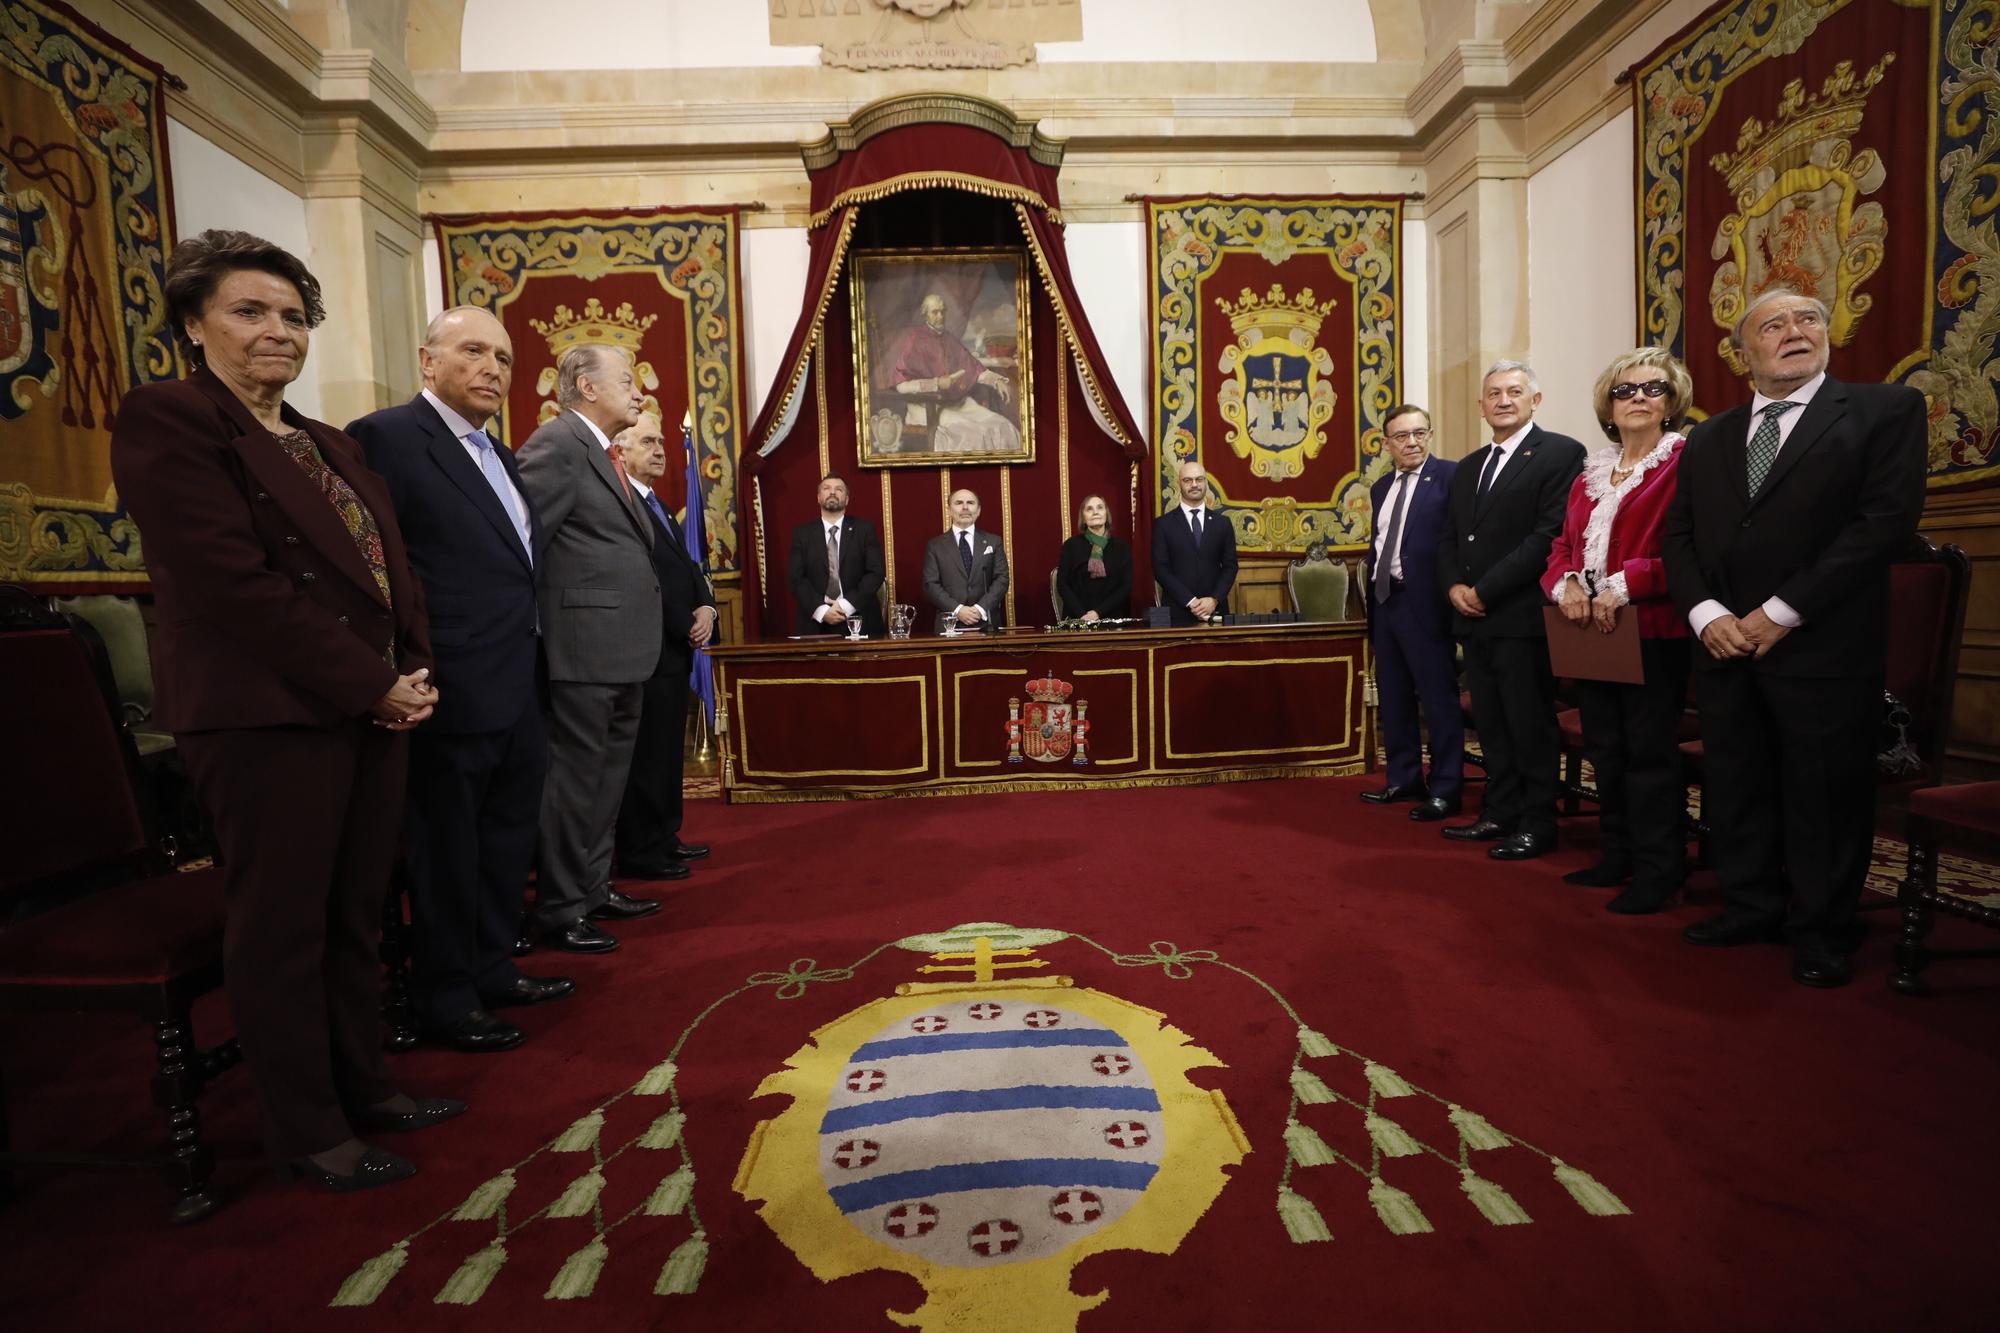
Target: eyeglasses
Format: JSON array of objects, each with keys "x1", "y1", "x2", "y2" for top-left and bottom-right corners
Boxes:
[
  {"x1": 1386, "y1": 427, "x2": 1431, "y2": 444},
  {"x1": 1608, "y1": 381, "x2": 1671, "y2": 401}
]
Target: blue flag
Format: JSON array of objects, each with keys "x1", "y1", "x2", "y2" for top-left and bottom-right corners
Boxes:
[{"x1": 682, "y1": 422, "x2": 716, "y2": 724}]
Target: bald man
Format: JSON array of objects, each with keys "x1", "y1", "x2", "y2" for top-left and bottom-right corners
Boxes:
[{"x1": 921, "y1": 489, "x2": 1010, "y2": 631}]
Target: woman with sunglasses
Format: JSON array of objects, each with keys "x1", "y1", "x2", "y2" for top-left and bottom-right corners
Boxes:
[{"x1": 1540, "y1": 348, "x2": 1695, "y2": 914}]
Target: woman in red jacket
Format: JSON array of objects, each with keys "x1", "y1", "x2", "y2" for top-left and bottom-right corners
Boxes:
[{"x1": 1541, "y1": 348, "x2": 1694, "y2": 914}]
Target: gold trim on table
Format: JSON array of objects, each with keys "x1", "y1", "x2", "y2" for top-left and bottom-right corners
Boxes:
[
  {"x1": 1162, "y1": 657, "x2": 1357, "y2": 760},
  {"x1": 733, "y1": 674, "x2": 932, "y2": 777}
]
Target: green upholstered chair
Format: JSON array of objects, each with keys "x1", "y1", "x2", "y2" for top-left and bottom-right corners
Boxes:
[
  {"x1": 1285, "y1": 548, "x2": 1350, "y2": 621},
  {"x1": 53, "y1": 595, "x2": 173, "y2": 758}
]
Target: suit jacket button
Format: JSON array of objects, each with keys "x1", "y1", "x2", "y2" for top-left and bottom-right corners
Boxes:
[
  {"x1": 1740, "y1": 519, "x2": 1752, "y2": 528},
  {"x1": 300, "y1": 571, "x2": 317, "y2": 583},
  {"x1": 337, "y1": 614, "x2": 350, "y2": 625},
  {"x1": 285, "y1": 536, "x2": 301, "y2": 545},
  {"x1": 1467, "y1": 534, "x2": 1477, "y2": 542},
  {"x1": 255, "y1": 492, "x2": 270, "y2": 501}
]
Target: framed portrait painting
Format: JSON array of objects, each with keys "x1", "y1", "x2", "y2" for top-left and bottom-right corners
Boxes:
[{"x1": 849, "y1": 248, "x2": 1034, "y2": 467}]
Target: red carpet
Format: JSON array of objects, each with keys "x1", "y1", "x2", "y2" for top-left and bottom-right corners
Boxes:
[{"x1": 3, "y1": 775, "x2": 1996, "y2": 1331}]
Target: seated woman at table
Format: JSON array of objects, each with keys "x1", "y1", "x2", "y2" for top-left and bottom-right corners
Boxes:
[{"x1": 1057, "y1": 494, "x2": 1132, "y2": 622}]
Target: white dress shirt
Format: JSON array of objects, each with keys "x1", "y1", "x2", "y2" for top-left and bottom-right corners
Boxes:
[
  {"x1": 1686, "y1": 372, "x2": 1824, "y2": 637},
  {"x1": 1476, "y1": 421, "x2": 1534, "y2": 492},
  {"x1": 572, "y1": 408, "x2": 615, "y2": 454},
  {"x1": 812, "y1": 518, "x2": 857, "y2": 623},
  {"x1": 423, "y1": 388, "x2": 530, "y2": 555}
]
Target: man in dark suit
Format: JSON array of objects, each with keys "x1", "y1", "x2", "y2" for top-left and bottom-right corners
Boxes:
[
  {"x1": 348, "y1": 306, "x2": 574, "y2": 1052},
  {"x1": 1663, "y1": 287, "x2": 1925, "y2": 988},
  {"x1": 612, "y1": 412, "x2": 716, "y2": 882},
  {"x1": 514, "y1": 346, "x2": 664, "y2": 954},
  {"x1": 1437, "y1": 360, "x2": 1587, "y2": 860},
  {"x1": 788, "y1": 472, "x2": 886, "y2": 636},
  {"x1": 1152, "y1": 460, "x2": 1238, "y2": 626},
  {"x1": 921, "y1": 488, "x2": 1009, "y2": 631},
  {"x1": 1361, "y1": 404, "x2": 1465, "y2": 821}
]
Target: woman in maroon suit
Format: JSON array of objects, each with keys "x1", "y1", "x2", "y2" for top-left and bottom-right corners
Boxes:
[
  {"x1": 111, "y1": 231, "x2": 459, "y2": 1191},
  {"x1": 1540, "y1": 348, "x2": 1694, "y2": 914}
]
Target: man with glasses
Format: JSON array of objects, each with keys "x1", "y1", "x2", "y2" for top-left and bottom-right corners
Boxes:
[
  {"x1": 1360, "y1": 405, "x2": 1465, "y2": 820},
  {"x1": 1437, "y1": 361, "x2": 1587, "y2": 859},
  {"x1": 1663, "y1": 286, "x2": 1925, "y2": 988}
]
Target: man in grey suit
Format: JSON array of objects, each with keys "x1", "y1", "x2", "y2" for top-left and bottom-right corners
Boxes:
[
  {"x1": 514, "y1": 345, "x2": 663, "y2": 954},
  {"x1": 921, "y1": 488, "x2": 1009, "y2": 631}
]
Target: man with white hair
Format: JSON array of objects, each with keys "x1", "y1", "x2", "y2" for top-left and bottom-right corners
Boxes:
[{"x1": 1663, "y1": 286, "x2": 1925, "y2": 988}]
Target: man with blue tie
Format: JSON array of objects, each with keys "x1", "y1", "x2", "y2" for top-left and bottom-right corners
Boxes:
[
  {"x1": 1152, "y1": 460, "x2": 1238, "y2": 626},
  {"x1": 1360, "y1": 404, "x2": 1465, "y2": 820},
  {"x1": 348, "y1": 306, "x2": 573, "y2": 1054},
  {"x1": 612, "y1": 413, "x2": 716, "y2": 882}
]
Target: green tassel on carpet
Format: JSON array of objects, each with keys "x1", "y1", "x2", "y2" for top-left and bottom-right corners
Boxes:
[
  {"x1": 1368, "y1": 1177, "x2": 1434, "y2": 1235},
  {"x1": 1459, "y1": 1169, "x2": 1532, "y2": 1226},
  {"x1": 644, "y1": 1165, "x2": 695, "y2": 1216},
  {"x1": 1296, "y1": 1025, "x2": 1338, "y2": 1058},
  {"x1": 329, "y1": 1240, "x2": 407, "y2": 1307},
  {"x1": 1448, "y1": 1104, "x2": 1510, "y2": 1151},
  {"x1": 545, "y1": 1236, "x2": 608, "y2": 1300},
  {"x1": 1276, "y1": 1187, "x2": 1332, "y2": 1243},
  {"x1": 1284, "y1": 1120, "x2": 1337, "y2": 1167},
  {"x1": 633, "y1": 1058, "x2": 678, "y2": 1095},
  {"x1": 1553, "y1": 1160, "x2": 1631, "y2": 1216},
  {"x1": 435, "y1": 1241, "x2": 507, "y2": 1305},
  {"x1": 552, "y1": 1107, "x2": 604, "y2": 1153},
  {"x1": 1290, "y1": 1067, "x2": 1335, "y2": 1104},
  {"x1": 639, "y1": 1109, "x2": 686, "y2": 1150},
  {"x1": 1365, "y1": 1112, "x2": 1423, "y2": 1158},
  {"x1": 548, "y1": 1167, "x2": 606, "y2": 1218},
  {"x1": 1364, "y1": 1060, "x2": 1414, "y2": 1098},
  {"x1": 654, "y1": 1232, "x2": 708, "y2": 1295},
  {"x1": 451, "y1": 1168, "x2": 515, "y2": 1221}
]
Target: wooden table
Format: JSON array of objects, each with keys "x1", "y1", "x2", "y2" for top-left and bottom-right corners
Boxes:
[{"x1": 705, "y1": 622, "x2": 1370, "y2": 802}]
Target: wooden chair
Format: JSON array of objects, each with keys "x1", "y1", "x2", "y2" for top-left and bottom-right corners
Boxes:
[
  {"x1": 0, "y1": 587, "x2": 238, "y2": 1224},
  {"x1": 1893, "y1": 783, "x2": 2000, "y2": 993}
]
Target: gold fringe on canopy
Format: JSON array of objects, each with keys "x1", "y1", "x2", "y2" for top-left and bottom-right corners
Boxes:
[{"x1": 809, "y1": 172, "x2": 1058, "y2": 230}]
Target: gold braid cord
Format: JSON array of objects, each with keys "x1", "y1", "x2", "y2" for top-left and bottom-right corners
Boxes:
[
  {"x1": 1013, "y1": 204, "x2": 1135, "y2": 451},
  {"x1": 757, "y1": 209, "x2": 860, "y2": 456}
]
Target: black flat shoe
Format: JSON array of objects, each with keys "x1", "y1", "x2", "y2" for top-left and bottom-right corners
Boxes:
[
  {"x1": 1606, "y1": 883, "x2": 1681, "y2": 915},
  {"x1": 1563, "y1": 861, "x2": 1633, "y2": 887},
  {"x1": 1359, "y1": 782, "x2": 1428, "y2": 805},
  {"x1": 1408, "y1": 796, "x2": 1460, "y2": 822},
  {"x1": 616, "y1": 860, "x2": 690, "y2": 882},
  {"x1": 543, "y1": 920, "x2": 620, "y2": 953},
  {"x1": 486, "y1": 974, "x2": 576, "y2": 1008},
  {"x1": 1442, "y1": 818, "x2": 1509, "y2": 842},
  {"x1": 282, "y1": 1147, "x2": 415, "y2": 1193},
  {"x1": 352, "y1": 1096, "x2": 468, "y2": 1133},
  {"x1": 1682, "y1": 912, "x2": 1784, "y2": 947},
  {"x1": 422, "y1": 1009, "x2": 524, "y2": 1053},
  {"x1": 589, "y1": 888, "x2": 663, "y2": 921},
  {"x1": 667, "y1": 839, "x2": 710, "y2": 861},
  {"x1": 1488, "y1": 832, "x2": 1555, "y2": 861}
]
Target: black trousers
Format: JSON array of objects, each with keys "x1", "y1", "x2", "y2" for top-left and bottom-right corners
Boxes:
[
  {"x1": 177, "y1": 722, "x2": 403, "y2": 1160},
  {"x1": 1695, "y1": 665, "x2": 1881, "y2": 946},
  {"x1": 616, "y1": 662, "x2": 690, "y2": 868},
  {"x1": 1575, "y1": 636, "x2": 1691, "y2": 888},
  {"x1": 1463, "y1": 633, "x2": 1560, "y2": 839},
  {"x1": 404, "y1": 702, "x2": 548, "y2": 1026}
]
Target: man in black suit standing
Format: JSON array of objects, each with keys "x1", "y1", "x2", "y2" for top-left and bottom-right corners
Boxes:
[
  {"x1": 1152, "y1": 460, "x2": 1238, "y2": 626},
  {"x1": 1437, "y1": 360, "x2": 1586, "y2": 860},
  {"x1": 1663, "y1": 287, "x2": 1925, "y2": 987},
  {"x1": 348, "y1": 306, "x2": 574, "y2": 1054},
  {"x1": 611, "y1": 413, "x2": 716, "y2": 883},
  {"x1": 787, "y1": 472, "x2": 886, "y2": 637},
  {"x1": 1361, "y1": 404, "x2": 1465, "y2": 821}
]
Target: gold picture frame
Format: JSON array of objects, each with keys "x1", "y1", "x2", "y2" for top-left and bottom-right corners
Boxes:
[{"x1": 849, "y1": 247, "x2": 1034, "y2": 468}]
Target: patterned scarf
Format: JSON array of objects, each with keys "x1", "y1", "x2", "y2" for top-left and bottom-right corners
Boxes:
[
  {"x1": 273, "y1": 427, "x2": 395, "y2": 662},
  {"x1": 1084, "y1": 527, "x2": 1110, "y2": 578}
]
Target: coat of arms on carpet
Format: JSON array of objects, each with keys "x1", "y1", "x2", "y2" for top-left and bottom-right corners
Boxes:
[{"x1": 330, "y1": 924, "x2": 1630, "y2": 1326}]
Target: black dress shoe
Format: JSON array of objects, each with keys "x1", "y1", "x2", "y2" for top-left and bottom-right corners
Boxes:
[
  {"x1": 352, "y1": 1096, "x2": 469, "y2": 1134},
  {"x1": 1606, "y1": 881, "x2": 1682, "y2": 915},
  {"x1": 589, "y1": 888, "x2": 663, "y2": 921},
  {"x1": 1792, "y1": 945, "x2": 1854, "y2": 989},
  {"x1": 1563, "y1": 861, "x2": 1633, "y2": 888},
  {"x1": 485, "y1": 974, "x2": 577, "y2": 1008},
  {"x1": 1359, "y1": 782, "x2": 1428, "y2": 805},
  {"x1": 1681, "y1": 912, "x2": 1784, "y2": 947},
  {"x1": 618, "y1": 860, "x2": 691, "y2": 882},
  {"x1": 543, "y1": 919, "x2": 621, "y2": 953},
  {"x1": 667, "y1": 839, "x2": 710, "y2": 861},
  {"x1": 1408, "y1": 796, "x2": 1460, "y2": 822},
  {"x1": 422, "y1": 1009, "x2": 524, "y2": 1054},
  {"x1": 1488, "y1": 831, "x2": 1555, "y2": 861},
  {"x1": 283, "y1": 1147, "x2": 416, "y2": 1193},
  {"x1": 1442, "y1": 818, "x2": 1509, "y2": 841}
]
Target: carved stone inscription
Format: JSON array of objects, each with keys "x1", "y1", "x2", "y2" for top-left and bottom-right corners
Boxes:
[{"x1": 769, "y1": 0, "x2": 1082, "y2": 70}]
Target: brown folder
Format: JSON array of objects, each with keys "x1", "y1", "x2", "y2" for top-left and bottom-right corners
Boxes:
[{"x1": 1542, "y1": 605, "x2": 1644, "y2": 684}]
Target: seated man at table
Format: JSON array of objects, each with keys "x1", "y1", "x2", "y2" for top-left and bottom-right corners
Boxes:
[
  {"x1": 787, "y1": 472, "x2": 885, "y2": 636},
  {"x1": 921, "y1": 488, "x2": 1009, "y2": 632}
]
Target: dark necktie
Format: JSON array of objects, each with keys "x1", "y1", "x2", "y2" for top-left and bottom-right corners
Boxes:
[
  {"x1": 1190, "y1": 508, "x2": 1203, "y2": 540},
  {"x1": 645, "y1": 491, "x2": 676, "y2": 544},
  {"x1": 825, "y1": 525, "x2": 842, "y2": 600},
  {"x1": 1475, "y1": 445, "x2": 1505, "y2": 502},
  {"x1": 959, "y1": 529, "x2": 973, "y2": 577},
  {"x1": 1374, "y1": 470, "x2": 1413, "y2": 603},
  {"x1": 1746, "y1": 400, "x2": 1799, "y2": 496}
]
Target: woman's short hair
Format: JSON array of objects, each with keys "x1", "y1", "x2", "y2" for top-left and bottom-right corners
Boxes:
[
  {"x1": 163, "y1": 229, "x2": 325, "y2": 366},
  {"x1": 1075, "y1": 493, "x2": 1112, "y2": 534},
  {"x1": 1591, "y1": 347, "x2": 1693, "y2": 438}
]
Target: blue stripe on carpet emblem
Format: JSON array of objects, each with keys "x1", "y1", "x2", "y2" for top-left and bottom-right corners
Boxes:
[
  {"x1": 851, "y1": 1029, "x2": 1128, "y2": 1060},
  {"x1": 828, "y1": 1158, "x2": 1160, "y2": 1213},
  {"x1": 821, "y1": 1084, "x2": 1161, "y2": 1133}
]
